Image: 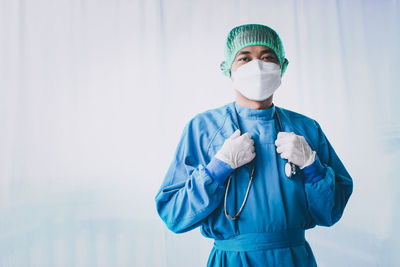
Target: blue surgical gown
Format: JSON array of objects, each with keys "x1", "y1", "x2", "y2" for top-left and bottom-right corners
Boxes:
[{"x1": 155, "y1": 102, "x2": 353, "y2": 266}]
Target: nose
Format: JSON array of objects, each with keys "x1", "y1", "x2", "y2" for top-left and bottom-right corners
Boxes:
[{"x1": 255, "y1": 58, "x2": 264, "y2": 68}]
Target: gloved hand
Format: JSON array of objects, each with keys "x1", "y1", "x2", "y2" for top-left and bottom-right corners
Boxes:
[
  {"x1": 275, "y1": 132, "x2": 316, "y2": 169},
  {"x1": 215, "y1": 129, "x2": 255, "y2": 169}
]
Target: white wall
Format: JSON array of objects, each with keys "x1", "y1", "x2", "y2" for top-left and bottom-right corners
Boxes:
[{"x1": 0, "y1": 0, "x2": 399, "y2": 266}]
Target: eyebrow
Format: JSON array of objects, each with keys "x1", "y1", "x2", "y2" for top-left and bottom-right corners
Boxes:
[
  {"x1": 237, "y1": 49, "x2": 276, "y2": 56},
  {"x1": 260, "y1": 49, "x2": 275, "y2": 55}
]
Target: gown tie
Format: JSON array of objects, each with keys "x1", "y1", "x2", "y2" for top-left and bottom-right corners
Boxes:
[{"x1": 213, "y1": 229, "x2": 305, "y2": 252}]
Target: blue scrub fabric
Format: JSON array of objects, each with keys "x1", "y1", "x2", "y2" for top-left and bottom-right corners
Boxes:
[{"x1": 155, "y1": 102, "x2": 353, "y2": 267}]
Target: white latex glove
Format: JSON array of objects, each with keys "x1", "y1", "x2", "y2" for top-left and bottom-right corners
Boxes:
[
  {"x1": 215, "y1": 129, "x2": 256, "y2": 169},
  {"x1": 275, "y1": 132, "x2": 316, "y2": 169}
]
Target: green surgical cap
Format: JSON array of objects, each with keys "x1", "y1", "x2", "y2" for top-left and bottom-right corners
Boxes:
[{"x1": 220, "y1": 24, "x2": 289, "y2": 77}]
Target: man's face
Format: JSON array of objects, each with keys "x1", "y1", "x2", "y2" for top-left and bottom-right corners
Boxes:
[{"x1": 230, "y1": 45, "x2": 280, "y2": 76}]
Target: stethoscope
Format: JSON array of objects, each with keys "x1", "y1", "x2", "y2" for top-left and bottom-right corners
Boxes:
[{"x1": 224, "y1": 103, "x2": 297, "y2": 221}]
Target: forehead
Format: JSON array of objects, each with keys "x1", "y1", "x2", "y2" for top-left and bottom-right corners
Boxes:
[{"x1": 239, "y1": 45, "x2": 270, "y2": 51}]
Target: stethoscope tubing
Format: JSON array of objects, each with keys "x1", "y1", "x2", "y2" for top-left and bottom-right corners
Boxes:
[{"x1": 224, "y1": 104, "x2": 296, "y2": 221}]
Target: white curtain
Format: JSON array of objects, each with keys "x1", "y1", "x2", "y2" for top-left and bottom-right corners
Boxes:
[{"x1": 1, "y1": 0, "x2": 399, "y2": 266}]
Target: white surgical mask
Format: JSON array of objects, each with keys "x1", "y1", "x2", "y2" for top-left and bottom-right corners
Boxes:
[{"x1": 231, "y1": 59, "x2": 282, "y2": 101}]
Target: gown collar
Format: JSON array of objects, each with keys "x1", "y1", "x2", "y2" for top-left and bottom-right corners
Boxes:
[
  {"x1": 234, "y1": 101, "x2": 276, "y2": 121},
  {"x1": 223, "y1": 102, "x2": 301, "y2": 144}
]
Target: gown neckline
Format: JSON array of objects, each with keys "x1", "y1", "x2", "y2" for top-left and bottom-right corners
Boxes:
[{"x1": 234, "y1": 101, "x2": 276, "y2": 121}]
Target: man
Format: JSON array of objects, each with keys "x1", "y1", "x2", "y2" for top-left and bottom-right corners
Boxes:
[{"x1": 155, "y1": 24, "x2": 353, "y2": 267}]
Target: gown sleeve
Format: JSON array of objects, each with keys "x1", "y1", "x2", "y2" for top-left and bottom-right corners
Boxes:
[
  {"x1": 303, "y1": 121, "x2": 353, "y2": 227},
  {"x1": 155, "y1": 118, "x2": 227, "y2": 234}
]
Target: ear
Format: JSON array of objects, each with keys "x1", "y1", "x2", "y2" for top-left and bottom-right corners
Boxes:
[
  {"x1": 281, "y1": 58, "x2": 289, "y2": 76},
  {"x1": 220, "y1": 61, "x2": 231, "y2": 77}
]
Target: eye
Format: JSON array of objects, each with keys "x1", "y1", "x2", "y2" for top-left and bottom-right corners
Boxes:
[
  {"x1": 261, "y1": 55, "x2": 277, "y2": 61},
  {"x1": 237, "y1": 57, "x2": 250, "y2": 62}
]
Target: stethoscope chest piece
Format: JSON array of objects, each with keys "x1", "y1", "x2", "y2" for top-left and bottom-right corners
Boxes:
[
  {"x1": 285, "y1": 163, "x2": 292, "y2": 178},
  {"x1": 285, "y1": 162, "x2": 296, "y2": 178}
]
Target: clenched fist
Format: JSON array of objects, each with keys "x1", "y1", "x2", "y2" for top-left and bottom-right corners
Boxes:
[
  {"x1": 215, "y1": 129, "x2": 256, "y2": 169},
  {"x1": 275, "y1": 132, "x2": 316, "y2": 169}
]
